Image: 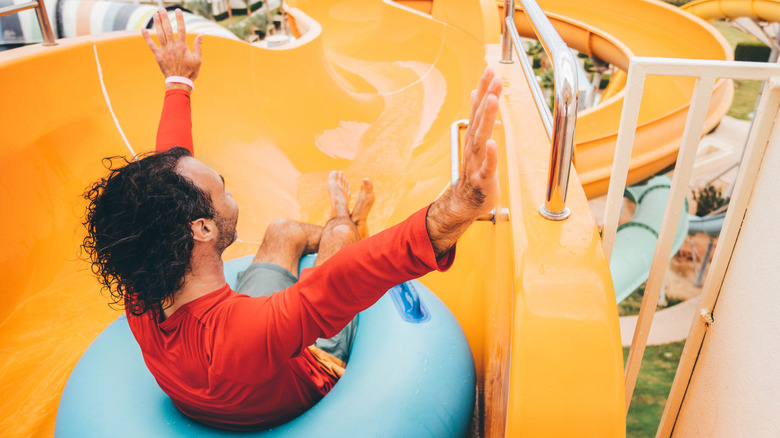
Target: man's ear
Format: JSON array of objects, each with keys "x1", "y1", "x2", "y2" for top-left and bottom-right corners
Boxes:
[{"x1": 190, "y1": 218, "x2": 217, "y2": 243}]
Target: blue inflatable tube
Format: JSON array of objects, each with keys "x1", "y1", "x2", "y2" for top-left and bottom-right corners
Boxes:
[{"x1": 55, "y1": 255, "x2": 476, "y2": 437}]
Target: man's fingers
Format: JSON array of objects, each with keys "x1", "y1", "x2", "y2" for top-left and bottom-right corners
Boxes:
[
  {"x1": 193, "y1": 34, "x2": 203, "y2": 60},
  {"x1": 480, "y1": 139, "x2": 499, "y2": 180},
  {"x1": 474, "y1": 75, "x2": 500, "y2": 128},
  {"x1": 474, "y1": 68, "x2": 494, "y2": 111},
  {"x1": 141, "y1": 28, "x2": 159, "y2": 53},
  {"x1": 472, "y1": 79, "x2": 502, "y2": 157},
  {"x1": 152, "y1": 12, "x2": 166, "y2": 46},
  {"x1": 159, "y1": 8, "x2": 174, "y2": 44},
  {"x1": 467, "y1": 70, "x2": 497, "y2": 146},
  {"x1": 467, "y1": 68, "x2": 494, "y2": 129},
  {"x1": 175, "y1": 9, "x2": 186, "y2": 43}
]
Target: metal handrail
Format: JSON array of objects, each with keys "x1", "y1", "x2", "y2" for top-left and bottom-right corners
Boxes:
[
  {"x1": 502, "y1": 16, "x2": 553, "y2": 138},
  {"x1": 0, "y1": 0, "x2": 56, "y2": 46},
  {"x1": 501, "y1": 0, "x2": 577, "y2": 221}
]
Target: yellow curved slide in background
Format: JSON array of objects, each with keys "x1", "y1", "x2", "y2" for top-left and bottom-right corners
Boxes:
[
  {"x1": 507, "y1": 0, "x2": 734, "y2": 197},
  {"x1": 683, "y1": 0, "x2": 780, "y2": 21}
]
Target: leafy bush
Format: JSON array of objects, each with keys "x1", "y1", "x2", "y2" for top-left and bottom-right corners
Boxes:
[
  {"x1": 578, "y1": 51, "x2": 594, "y2": 73},
  {"x1": 225, "y1": 8, "x2": 270, "y2": 41},
  {"x1": 692, "y1": 185, "x2": 730, "y2": 217},
  {"x1": 734, "y1": 41, "x2": 771, "y2": 62},
  {"x1": 184, "y1": 0, "x2": 212, "y2": 19},
  {"x1": 599, "y1": 73, "x2": 611, "y2": 90}
]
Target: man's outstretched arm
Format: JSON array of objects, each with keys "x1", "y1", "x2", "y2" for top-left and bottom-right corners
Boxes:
[
  {"x1": 215, "y1": 67, "x2": 505, "y2": 370},
  {"x1": 427, "y1": 68, "x2": 503, "y2": 258},
  {"x1": 142, "y1": 8, "x2": 203, "y2": 153}
]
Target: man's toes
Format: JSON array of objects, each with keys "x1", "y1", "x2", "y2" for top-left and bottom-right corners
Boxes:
[
  {"x1": 360, "y1": 179, "x2": 374, "y2": 201},
  {"x1": 328, "y1": 170, "x2": 351, "y2": 217},
  {"x1": 341, "y1": 174, "x2": 350, "y2": 198},
  {"x1": 327, "y1": 171, "x2": 340, "y2": 196},
  {"x1": 329, "y1": 171, "x2": 350, "y2": 197},
  {"x1": 352, "y1": 178, "x2": 375, "y2": 221}
]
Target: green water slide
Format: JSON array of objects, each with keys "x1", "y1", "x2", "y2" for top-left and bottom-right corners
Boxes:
[{"x1": 610, "y1": 176, "x2": 689, "y2": 304}]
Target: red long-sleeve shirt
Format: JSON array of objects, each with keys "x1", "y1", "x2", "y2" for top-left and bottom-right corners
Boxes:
[
  {"x1": 155, "y1": 88, "x2": 193, "y2": 154},
  {"x1": 127, "y1": 89, "x2": 456, "y2": 430}
]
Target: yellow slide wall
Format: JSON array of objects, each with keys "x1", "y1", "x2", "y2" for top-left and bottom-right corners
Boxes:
[{"x1": 0, "y1": 0, "x2": 737, "y2": 436}]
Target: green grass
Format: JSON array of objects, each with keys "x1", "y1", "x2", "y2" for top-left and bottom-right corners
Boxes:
[
  {"x1": 710, "y1": 21, "x2": 757, "y2": 49},
  {"x1": 728, "y1": 79, "x2": 763, "y2": 120},
  {"x1": 624, "y1": 341, "x2": 686, "y2": 438},
  {"x1": 709, "y1": 21, "x2": 765, "y2": 120},
  {"x1": 618, "y1": 285, "x2": 645, "y2": 316},
  {"x1": 618, "y1": 284, "x2": 684, "y2": 317}
]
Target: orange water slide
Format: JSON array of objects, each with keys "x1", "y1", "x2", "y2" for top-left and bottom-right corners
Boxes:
[
  {"x1": 0, "y1": 1, "x2": 624, "y2": 435},
  {"x1": 0, "y1": 0, "x2": 733, "y2": 436}
]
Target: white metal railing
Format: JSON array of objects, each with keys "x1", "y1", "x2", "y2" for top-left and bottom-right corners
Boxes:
[
  {"x1": 598, "y1": 57, "x2": 780, "y2": 416},
  {"x1": 500, "y1": 0, "x2": 578, "y2": 221},
  {"x1": 0, "y1": 0, "x2": 56, "y2": 45}
]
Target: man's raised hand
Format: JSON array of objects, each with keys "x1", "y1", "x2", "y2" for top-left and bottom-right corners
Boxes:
[
  {"x1": 425, "y1": 67, "x2": 503, "y2": 259},
  {"x1": 141, "y1": 8, "x2": 203, "y2": 89},
  {"x1": 459, "y1": 67, "x2": 503, "y2": 218}
]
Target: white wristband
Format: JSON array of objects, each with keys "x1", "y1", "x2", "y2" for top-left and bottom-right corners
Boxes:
[{"x1": 165, "y1": 76, "x2": 194, "y2": 90}]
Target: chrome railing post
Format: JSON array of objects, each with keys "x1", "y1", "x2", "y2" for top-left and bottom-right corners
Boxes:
[
  {"x1": 541, "y1": 49, "x2": 577, "y2": 220},
  {"x1": 500, "y1": 0, "x2": 515, "y2": 63},
  {"x1": 503, "y1": 0, "x2": 577, "y2": 220},
  {"x1": 505, "y1": 16, "x2": 553, "y2": 136},
  {"x1": 0, "y1": 0, "x2": 57, "y2": 46},
  {"x1": 34, "y1": 0, "x2": 56, "y2": 45}
]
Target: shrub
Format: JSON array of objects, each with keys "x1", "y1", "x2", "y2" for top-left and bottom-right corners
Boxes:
[
  {"x1": 734, "y1": 41, "x2": 771, "y2": 62},
  {"x1": 692, "y1": 185, "x2": 730, "y2": 217},
  {"x1": 599, "y1": 73, "x2": 611, "y2": 90},
  {"x1": 184, "y1": 0, "x2": 212, "y2": 19}
]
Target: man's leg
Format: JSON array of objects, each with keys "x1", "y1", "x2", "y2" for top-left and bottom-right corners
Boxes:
[
  {"x1": 236, "y1": 219, "x2": 321, "y2": 298},
  {"x1": 238, "y1": 171, "x2": 367, "y2": 298},
  {"x1": 352, "y1": 178, "x2": 375, "y2": 240},
  {"x1": 240, "y1": 171, "x2": 375, "y2": 362},
  {"x1": 315, "y1": 171, "x2": 359, "y2": 266},
  {"x1": 252, "y1": 219, "x2": 322, "y2": 278},
  {"x1": 310, "y1": 171, "x2": 375, "y2": 362}
]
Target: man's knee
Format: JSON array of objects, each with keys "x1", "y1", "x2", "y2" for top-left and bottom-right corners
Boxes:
[
  {"x1": 326, "y1": 222, "x2": 358, "y2": 245},
  {"x1": 257, "y1": 218, "x2": 308, "y2": 254},
  {"x1": 265, "y1": 218, "x2": 302, "y2": 240}
]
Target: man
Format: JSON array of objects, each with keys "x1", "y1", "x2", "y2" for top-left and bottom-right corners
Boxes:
[{"x1": 82, "y1": 8, "x2": 503, "y2": 431}]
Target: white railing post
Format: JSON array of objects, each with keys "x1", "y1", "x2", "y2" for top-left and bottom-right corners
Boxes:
[
  {"x1": 656, "y1": 74, "x2": 780, "y2": 438},
  {"x1": 601, "y1": 65, "x2": 647, "y2": 262},
  {"x1": 624, "y1": 75, "x2": 716, "y2": 409},
  {"x1": 603, "y1": 57, "x2": 780, "y2": 417}
]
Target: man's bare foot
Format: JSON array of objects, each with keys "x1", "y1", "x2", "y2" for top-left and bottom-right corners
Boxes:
[
  {"x1": 328, "y1": 171, "x2": 351, "y2": 218},
  {"x1": 351, "y1": 178, "x2": 375, "y2": 240}
]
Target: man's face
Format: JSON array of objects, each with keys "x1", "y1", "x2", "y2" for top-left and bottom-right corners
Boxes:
[{"x1": 175, "y1": 157, "x2": 239, "y2": 252}]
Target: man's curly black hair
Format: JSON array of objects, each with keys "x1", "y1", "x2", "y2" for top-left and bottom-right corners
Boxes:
[{"x1": 82, "y1": 147, "x2": 215, "y2": 316}]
